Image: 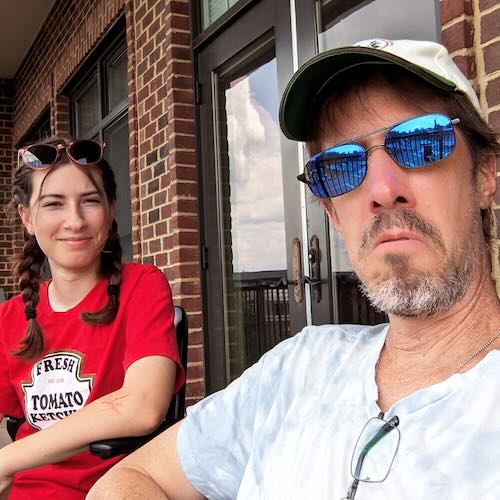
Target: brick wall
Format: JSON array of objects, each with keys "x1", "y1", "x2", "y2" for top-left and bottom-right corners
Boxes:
[
  {"x1": 0, "y1": 79, "x2": 15, "y2": 298},
  {"x1": 7, "y1": 0, "x2": 204, "y2": 402},
  {"x1": 440, "y1": 0, "x2": 500, "y2": 293},
  {"x1": 125, "y1": 0, "x2": 204, "y2": 403}
]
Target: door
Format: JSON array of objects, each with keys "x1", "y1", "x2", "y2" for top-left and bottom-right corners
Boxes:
[
  {"x1": 195, "y1": 0, "x2": 440, "y2": 393},
  {"x1": 196, "y1": 0, "x2": 308, "y2": 391}
]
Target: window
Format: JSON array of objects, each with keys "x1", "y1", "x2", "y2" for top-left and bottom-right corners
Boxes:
[
  {"x1": 18, "y1": 110, "x2": 51, "y2": 146},
  {"x1": 65, "y1": 23, "x2": 132, "y2": 261},
  {"x1": 200, "y1": 0, "x2": 239, "y2": 30}
]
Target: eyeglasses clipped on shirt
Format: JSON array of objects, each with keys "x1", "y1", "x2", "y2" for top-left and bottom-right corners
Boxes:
[{"x1": 341, "y1": 413, "x2": 401, "y2": 500}]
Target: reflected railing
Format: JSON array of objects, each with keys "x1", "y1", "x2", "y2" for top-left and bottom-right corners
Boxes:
[
  {"x1": 230, "y1": 270, "x2": 386, "y2": 374},
  {"x1": 233, "y1": 271, "x2": 290, "y2": 367}
]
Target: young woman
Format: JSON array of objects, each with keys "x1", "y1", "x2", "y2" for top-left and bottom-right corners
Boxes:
[{"x1": 0, "y1": 138, "x2": 184, "y2": 499}]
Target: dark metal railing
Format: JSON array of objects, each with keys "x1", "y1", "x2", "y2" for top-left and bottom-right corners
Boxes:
[{"x1": 232, "y1": 271, "x2": 290, "y2": 367}]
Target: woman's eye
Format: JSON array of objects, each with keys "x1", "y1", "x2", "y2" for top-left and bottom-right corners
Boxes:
[
  {"x1": 83, "y1": 198, "x2": 101, "y2": 204},
  {"x1": 42, "y1": 201, "x2": 61, "y2": 207}
]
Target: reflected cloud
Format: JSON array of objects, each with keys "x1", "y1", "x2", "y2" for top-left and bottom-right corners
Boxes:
[{"x1": 225, "y1": 60, "x2": 286, "y2": 272}]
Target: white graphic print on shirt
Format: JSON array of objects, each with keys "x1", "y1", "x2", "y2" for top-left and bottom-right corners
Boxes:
[{"x1": 21, "y1": 352, "x2": 94, "y2": 430}]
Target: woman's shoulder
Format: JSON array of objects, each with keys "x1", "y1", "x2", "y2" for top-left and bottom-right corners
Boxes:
[
  {"x1": 0, "y1": 291, "x2": 29, "y2": 332},
  {"x1": 121, "y1": 262, "x2": 165, "y2": 280},
  {"x1": 120, "y1": 262, "x2": 169, "y2": 293}
]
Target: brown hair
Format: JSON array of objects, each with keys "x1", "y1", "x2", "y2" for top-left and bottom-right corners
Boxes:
[{"x1": 9, "y1": 137, "x2": 123, "y2": 359}]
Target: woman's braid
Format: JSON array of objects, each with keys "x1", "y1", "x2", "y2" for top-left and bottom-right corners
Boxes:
[
  {"x1": 81, "y1": 220, "x2": 123, "y2": 324},
  {"x1": 13, "y1": 233, "x2": 46, "y2": 359}
]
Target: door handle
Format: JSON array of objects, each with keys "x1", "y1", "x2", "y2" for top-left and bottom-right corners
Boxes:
[
  {"x1": 269, "y1": 238, "x2": 303, "y2": 304},
  {"x1": 307, "y1": 235, "x2": 322, "y2": 303},
  {"x1": 269, "y1": 277, "x2": 298, "y2": 288},
  {"x1": 303, "y1": 276, "x2": 322, "y2": 286}
]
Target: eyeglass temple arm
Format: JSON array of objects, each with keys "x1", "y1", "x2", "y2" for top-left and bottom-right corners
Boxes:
[
  {"x1": 297, "y1": 173, "x2": 308, "y2": 184},
  {"x1": 353, "y1": 416, "x2": 400, "y2": 478}
]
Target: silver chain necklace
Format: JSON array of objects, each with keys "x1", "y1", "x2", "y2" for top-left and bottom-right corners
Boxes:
[{"x1": 452, "y1": 330, "x2": 500, "y2": 375}]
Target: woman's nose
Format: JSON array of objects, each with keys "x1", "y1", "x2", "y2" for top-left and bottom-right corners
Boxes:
[{"x1": 64, "y1": 206, "x2": 87, "y2": 231}]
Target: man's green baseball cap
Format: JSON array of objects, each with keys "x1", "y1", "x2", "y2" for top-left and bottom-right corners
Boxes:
[{"x1": 279, "y1": 38, "x2": 481, "y2": 142}]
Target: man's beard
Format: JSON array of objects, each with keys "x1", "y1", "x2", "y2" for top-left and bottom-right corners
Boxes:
[{"x1": 356, "y1": 209, "x2": 477, "y2": 318}]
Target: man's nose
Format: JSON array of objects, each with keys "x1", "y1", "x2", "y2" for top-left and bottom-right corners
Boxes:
[{"x1": 363, "y1": 147, "x2": 416, "y2": 211}]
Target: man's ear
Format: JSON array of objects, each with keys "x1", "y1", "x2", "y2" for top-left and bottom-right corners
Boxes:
[
  {"x1": 17, "y1": 205, "x2": 34, "y2": 235},
  {"x1": 477, "y1": 155, "x2": 497, "y2": 209},
  {"x1": 321, "y1": 199, "x2": 342, "y2": 233}
]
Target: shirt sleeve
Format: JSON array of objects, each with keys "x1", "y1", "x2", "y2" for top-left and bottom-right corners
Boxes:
[
  {"x1": 0, "y1": 304, "x2": 23, "y2": 418},
  {"x1": 122, "y1": 266, "x2": 185, "y2": 393},
  {"x1": 176, "y1": 335, "x2": 299, "y2": 499}
]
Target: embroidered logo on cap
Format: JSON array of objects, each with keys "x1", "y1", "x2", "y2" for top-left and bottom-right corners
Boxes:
[{"x1": 356, "y1": 39, "x2": 392, "y2": 49}]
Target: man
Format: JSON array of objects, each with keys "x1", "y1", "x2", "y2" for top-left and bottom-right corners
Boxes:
[{"x1": 88, "y1": 39, "x2": 500, "y2": 499}]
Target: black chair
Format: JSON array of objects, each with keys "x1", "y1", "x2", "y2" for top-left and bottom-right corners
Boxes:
[{"x1": 6, "y1": 306, "x2": 188, "y2": 460}]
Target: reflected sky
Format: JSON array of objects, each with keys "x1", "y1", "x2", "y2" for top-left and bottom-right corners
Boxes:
[{"x1": 225, "y1": 58, "x2": 287, "y2": 273}]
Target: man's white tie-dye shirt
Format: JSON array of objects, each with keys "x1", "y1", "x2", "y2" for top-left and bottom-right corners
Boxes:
[{"x1": 177, "y1": 324, "x2": 500, "y2": 499}]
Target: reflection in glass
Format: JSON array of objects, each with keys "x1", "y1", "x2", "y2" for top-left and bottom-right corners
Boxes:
[
  {"x1": 217, "y1": 53, "x2": 290, "y2": 382},
  {"x1": 76, "y1": 79, "x2": 99, "y2": 137},
  {"x1": 108, "y1": 51, "x2": 128, "y2": 111},
  {"x1": 201, "y1": 0, "x2": 239, "y2": 30},
  {"x1": 317, "y1": 0, "x2": 439, "y2": 51},
  {"x1": 103, "y1": 116, "x2": 132, "y2": 262}
]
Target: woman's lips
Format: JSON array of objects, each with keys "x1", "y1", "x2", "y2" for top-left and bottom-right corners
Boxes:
[{"x1": 58, "y1": 237, "x2": 93, "y2": 248}]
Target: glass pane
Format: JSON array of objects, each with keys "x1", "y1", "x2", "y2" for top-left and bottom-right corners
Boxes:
[
  {"x1": 103, "y1": 115, "x2": 133, "y2": 262},
  {"x1": 76, "y1": 79, "x2": 99, "y2": 136},
  {"x1": 217, "y1": 50, "x2": 290, "y2": 382},
  {"x1": 317, "y1": 0, "x2": 440, "y2": 50},
  {"x1": 107, "y1": 51, "x2": 128, "y2": 111},
  {"x1": 317, "y1": 0, "x2": 438, "y2": 325},
  {"x1": 201, "y1": 0, "x2": 239, "y2": 30},
  {"x1": 351, "y1": 418, "x2": 400, "y2": 482}
]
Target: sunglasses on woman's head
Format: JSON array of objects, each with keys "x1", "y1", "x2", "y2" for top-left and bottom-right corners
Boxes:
[
  {"x1": 18, "y1": 140, "x2": 106, "y2": 170},
  {"x1": 299, "y1": 113, "x2": 460, "y2": 198}
]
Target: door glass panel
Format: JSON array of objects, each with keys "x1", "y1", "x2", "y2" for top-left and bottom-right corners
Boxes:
[
  {"x1": 316, "y1": 0, "x2": 441, "y2": 324},
  {"x1": 317, "y1": 0, "x2": 440, "y2": 50},
  {"x1": 216, "y1": 45, "x2": 290, "y2": 382}
]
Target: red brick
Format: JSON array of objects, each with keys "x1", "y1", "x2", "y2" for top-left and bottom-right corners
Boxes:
[
  {"x1": 488, "y1": 109, "x2": 500, "y2": 132},
  {"x1": 481, "y1": 9, "x2": 500, "y2": 44},
  {"x1": 479, "y1": 0, "x2": 499, "y2": 9},
  {"x1": 187, "y1": 364, "x2": 205, "y2": 380},
  {"x1": 440, "y1": 0, "x2": 473, "y2": 24},
  {"x1": 484, "y1": 40, "x2": 500, "y2": 74},
  {"x1": 451, "y1": 54, "x2": 476, "y2": 79},
  {"x1": 485, "y1": 76, "x2": 500, "y2": 108},
  {"x1": 441, "y1": 19, "x2": 474, "y2": 52},
  {"x1": 186, "y1": 380, "x2": 205, "y2": 398}
]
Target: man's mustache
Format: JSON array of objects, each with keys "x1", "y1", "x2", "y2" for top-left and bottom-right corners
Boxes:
[{"x1": 360, "y1": 209, "x2": 445, "y2": 254}]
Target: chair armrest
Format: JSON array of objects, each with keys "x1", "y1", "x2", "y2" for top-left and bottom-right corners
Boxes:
[{"x1": 89, "y1": 418, "x2": 171, "y2": 459}]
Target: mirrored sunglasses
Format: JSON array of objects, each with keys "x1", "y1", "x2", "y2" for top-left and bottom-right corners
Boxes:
[
  {"x1": 299, "y1": 113, "x2": 460, "y2": 198},
  {"x1": 18, "y1": 140, "x2": 106, "y2": 170}
]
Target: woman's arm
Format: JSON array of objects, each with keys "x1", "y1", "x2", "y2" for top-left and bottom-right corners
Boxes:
[
  {"x1": 88, "y1": 421, "x2": 203, "y2": 500},
  {"x1": 0, "y1": 355, "x2": 176, "y2": 478}
]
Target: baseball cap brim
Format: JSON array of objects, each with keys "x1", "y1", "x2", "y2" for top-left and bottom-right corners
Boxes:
[{"x1": 279, "y1": 46, "x2": 457, "y2": 142}]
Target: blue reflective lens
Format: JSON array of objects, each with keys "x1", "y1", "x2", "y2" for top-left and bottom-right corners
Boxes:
[
  {"x1": 385, "y1": 114, "x2": 456, "y2": 168},
  {"x1": 301, "y1": 113, "x2": 457, "y2": 199},
  {"x1": 308, "y1": 144, "x2": 366, "y2": 198}
]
